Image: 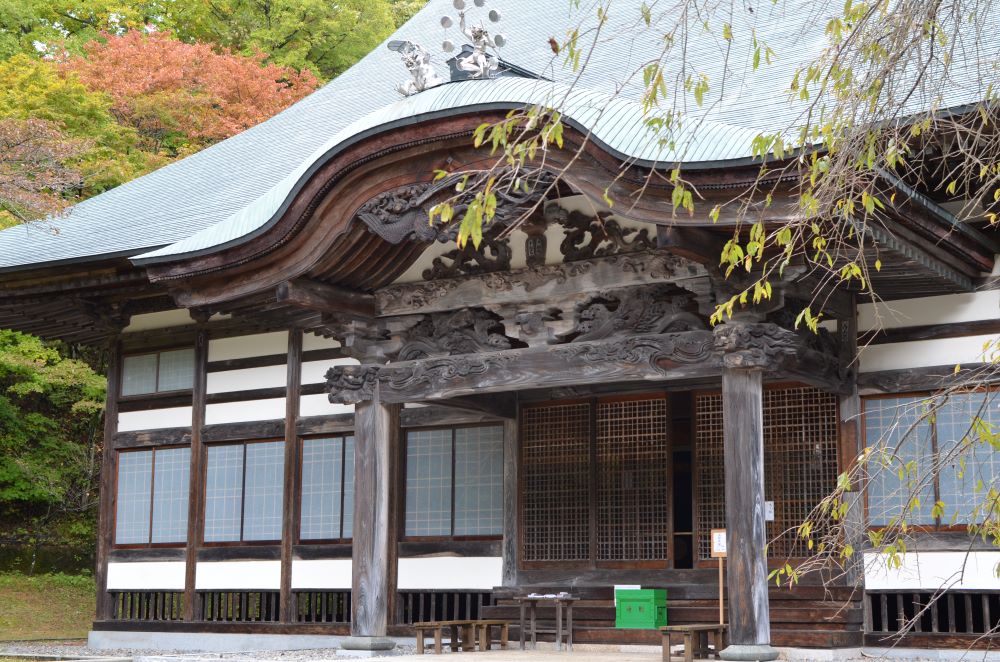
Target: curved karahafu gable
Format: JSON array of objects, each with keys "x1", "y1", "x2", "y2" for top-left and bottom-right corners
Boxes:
[{"x1": 133, "y1": 77, "x2": 763, "y2": 267}]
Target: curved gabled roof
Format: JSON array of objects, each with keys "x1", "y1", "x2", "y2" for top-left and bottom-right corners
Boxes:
[
  {"x1": 0, "y1": 0, "x2": 996, "y2": 272},
  {"x1": 133, "y1": 77, "x2": 763, "y2": 263}
]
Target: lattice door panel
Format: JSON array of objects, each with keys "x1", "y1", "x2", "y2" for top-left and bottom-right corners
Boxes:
[
  {"x1": 694, "y1": 386, "x2": 839, "y2": 561},
  {"x1": 521, "y1": 402, "x2": 592, "y2": 563},
  {"x1": 596, "y1": 397, "x2": 670, "y2": 562}
]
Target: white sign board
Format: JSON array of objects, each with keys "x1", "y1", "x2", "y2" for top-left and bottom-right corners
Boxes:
[
  {"x1": 711, "y1": 528, "x2": 727, "y2": 558},
  {"x1": 765, "y1": 501, "x2": 775, "y2": 522}
]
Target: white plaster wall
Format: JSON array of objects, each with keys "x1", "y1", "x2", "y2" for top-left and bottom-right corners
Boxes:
[
  {"x1": 207, "y1": 365, "x2": 287, "y2": 394},
  {"x1": 291, "y1": 559, "x2": 352, "y2": 589},
  {"x1": 118, "y1": 406, "x2": 193, "y2": 431},
  {"x1": 107, "y1": 561, "x2": 186, "y2": 590},
  {"x1": 397, "y1": 557, "x2": 502, "y2": 590},
  {"x1": 208, "y1": 332, "x2": 289, "y2": 362},
  {"x1": 303, "y1": 334, "x2": 342, "y2": 352},
  {"x1": 858, "y1": 291, "x2": 1000, "y2": 331},
  {"x1": 302, "y1": 357, "x2": 359, "y2": 386},
  {"x1": 124, "y1": 310, "x2": 193, "y2": 333},
  {"x1": 205, "y1": 398, "x2": 286, "y2": 425},
  {"x1": 299, "y1": 394, "x2": 354, "y2": 418},
  {"x1": 858, "y1": 334, "x2": 997, "y2": 372},
  {"x1": 195, "y1": 561, "x2": 281, "y2": 590},
  {"x1": 864, "y1": 551, "x2": 1000, "y2": 590}
]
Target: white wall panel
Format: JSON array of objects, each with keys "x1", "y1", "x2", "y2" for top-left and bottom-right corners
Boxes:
[
  {"x1": 859, "y1": 291, "x2": 1000, "y2": 331},
  {"x1": 107, "y1": 561, "x2": 186, "y2": 589},
  {"x1": 397, "y1": 557, "x2": 502, "y2": 590},
  {"x1": 864, "y1": 551, "x2": 1000, "y2": 590},
  {"x1": 300, "y1": 393, "x2": 354, "y2": 418},
  {"x1": 208, "y1": 332, "x2": 289, "y2": 362},
  {"x1": 118, "y1": 406, "x2": 193, "y2": 431},
  {"x1": 195, "y1": 561, "x2": 281, "y2": 590},
  {"x1": 302, "y1": 357, "x2": 359, "y2": 386},
  {"x1": 124, "y1": 310, "x2": 192, "y2": 333},
  {"x1": 858, "y1": 334, "x2": 997, "y2": 372},
  {"x1": 303, "y1": 334, "x2": 342, "y2": 352},
  {"x1": 207, "y1": 365, "x2": 287, "y2": 394},
  {"x1": 291, "y1": 559, "x2": 352, "y2": 589},
  {"x1": 205, "y1": 398, "x2": 286, "y2": 425}
]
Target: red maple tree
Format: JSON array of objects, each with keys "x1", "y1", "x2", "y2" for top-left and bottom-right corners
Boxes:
[{"x1": 64, "y1": 31, "x2": 320, "y2": 150}]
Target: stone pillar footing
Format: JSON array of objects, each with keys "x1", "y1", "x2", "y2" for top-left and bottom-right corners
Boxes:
[
  {"x1": 340, "y1": 637, "x2": 396, "y2": 651},
  {"x1": 720, "y1": 644, "x2": 779, "y2": 661}
]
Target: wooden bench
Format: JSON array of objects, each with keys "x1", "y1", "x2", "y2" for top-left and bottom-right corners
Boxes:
[
  {"x1": 661, "y1": 624, "x2": 728, "y2": 662},
  {"x1": 413, "y1": 619, "x2": 510, "y2": 654}
]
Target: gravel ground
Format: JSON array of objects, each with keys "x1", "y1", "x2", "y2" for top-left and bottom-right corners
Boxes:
[{"x1": 0, "y1": 641, "x2": 416, "y2": 661}]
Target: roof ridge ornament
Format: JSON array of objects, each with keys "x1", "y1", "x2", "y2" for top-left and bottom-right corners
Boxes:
[
  {"x1": 441, "y1": 0, "x2": 505, "y2": 81},
  {"x1": 387, "y1": 40, "x2": 445, "y2": 97}
]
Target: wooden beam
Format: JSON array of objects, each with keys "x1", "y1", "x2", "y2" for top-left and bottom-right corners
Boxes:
[
  {"x1": 94, "y1": 338, "x2": 121, "y2": 621},
  {"x1": 279, "y1": 329, "x2": 303, "y2": 623},
  {"x1": 861, "y1": 317, "x2": 1000, "y2": 346},
  {"x1": 350, "y1": 388, "x2": 400, "y2": 640},
  {"x1": 328, "y1": 332, "x2": 721, "y2": 405},
  {"x1": 431, "y1": 393, "x2": 517, "y2": 419},
  {"x1": 721, "y1": 366, "x2": 777, "y2": 659},
  {"x1": 184, "y1": 328, "x2": 208, "y2": 621},
  {"x1": 858, "y1": 362, "x2": 999, "y2": 393},
  {"x1": 501, "y1": 417, "x2": 519, "y2": 587},
  {"x1": 657, "y1": 226, "x2": 727, "y2": 266},
  {"x1": 376, "y1": 250, "x2": 708, "y2": 317},
  {"x1": 276, "y1": 279, "x2": 375, "y2": 318}
]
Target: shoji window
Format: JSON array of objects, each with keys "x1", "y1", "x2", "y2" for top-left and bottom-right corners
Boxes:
[
  {"x1": 114, "y1": 447, "x2": 191, "y2": 545},
  {"x1": 299, "y1": 435, "x2": 355, "y2": 541},
  {"x1": 121, "y1": 348, "x2": 195, "y2": 396},
  {"x1": 204, "y1": 441, "x2": 284, "y2": 543},
  {"x1": 404, "y1": 425, "x2": 504, "y2": 538}
]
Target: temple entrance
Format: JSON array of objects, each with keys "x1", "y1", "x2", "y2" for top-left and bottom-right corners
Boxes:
[{"x1": 520, "y1": 392, "x2": 689, "y2": 570}]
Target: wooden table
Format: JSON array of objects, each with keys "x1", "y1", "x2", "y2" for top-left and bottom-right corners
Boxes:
[
  {"x1": 660, "y1": 624, "x2": 728, "y2": 662},
  {"x1": 513, "y1": 595, "x2": 578, "y2": 651}
]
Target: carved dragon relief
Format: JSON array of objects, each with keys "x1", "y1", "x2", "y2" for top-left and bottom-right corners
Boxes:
[
  {"x1": 546, "y1": 207, "x2": 656, "y2": 261},
  {"x1": 396, "y1": 308, "x2": 520, "y2": 360},
  {"x1": 712, "y1": 321, "x2": 802, "y2": 369},
  {"x1": 558, "y1": 285, "x2": 706, "y2": 343},
  {"x1": 422, "y1": 237, "x2": 512, "y2": 279}
]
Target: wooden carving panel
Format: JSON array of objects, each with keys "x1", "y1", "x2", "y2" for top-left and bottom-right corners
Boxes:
[
  {"x1": 695, "y1": 386, "x2": 839, "y2": 561},
  {"x1": 596, "y1": 397, "x2": 670, "y2": 562},
  {"x1": 521, "y1": 402, "x2": 591, "y2": 563}
]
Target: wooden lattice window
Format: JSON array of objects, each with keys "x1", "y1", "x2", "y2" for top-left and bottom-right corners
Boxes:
[
  {"x1": 521, "y1": 395, "x2": 671, "y2": 566},
  {"x1": 521, "y1": 402, "x2": 591, "y2": 563},
  {"x1": 596, "y1": 397, "x2": 670, "y2": 563},
  {"x1": 695, "y1": 385, "x2": 839, "y2": 561}
]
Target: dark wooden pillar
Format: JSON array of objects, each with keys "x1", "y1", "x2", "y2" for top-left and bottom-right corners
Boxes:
[
  {"x1": 345, "y1": 384, "x2": 400, "y2": 649},
  {"x1": 501, "y1": 416, "x2": 519, "y2": 586},
  {"x1": 94, "y1": 337, "x2": 121, "y2": 622},
  {"x1": 280, "y1": 329, "x2": 303, "y2": 623},
  {"x1": 715, "y1": 321, "x2": 778, "y2": 661},
  {"x1": 183, "y1": 328, "x2": 208, "y2": 621}
]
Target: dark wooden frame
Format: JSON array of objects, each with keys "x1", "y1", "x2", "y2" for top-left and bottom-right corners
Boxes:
[
  {"x1": 111, "y1": 444, "x2": 193, "y2": 549},
  {"x1": 691, "y1": 381, "x2": 842, "y2": 569},
  {"x1": 517, "y1": 392, "x2": 674, "y2": 571},
  {"x1": 400, "y1": 422, "x2": 506, "y2": 542}
]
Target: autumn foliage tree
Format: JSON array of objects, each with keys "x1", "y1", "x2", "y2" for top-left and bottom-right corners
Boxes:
[
  {"x1": 0, "y1": 118, "x2": 84, "y2": 226},
  {"x1": 64, "y1": 31, "x2": 319, "y2": 154}
]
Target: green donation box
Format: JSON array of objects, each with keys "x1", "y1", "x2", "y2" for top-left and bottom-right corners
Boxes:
[{"x1": 615, "y1": 588, "x2": 667, "y2": 629}]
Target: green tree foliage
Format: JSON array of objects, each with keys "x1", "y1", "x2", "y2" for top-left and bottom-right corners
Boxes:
[{"x1": 0, "y1": 331, "x2": 106, "y2": 564}]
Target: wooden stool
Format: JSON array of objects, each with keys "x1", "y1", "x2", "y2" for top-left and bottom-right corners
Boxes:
[{"x1": 661, "y1": 624, "x2": 728, "y2": 662}]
